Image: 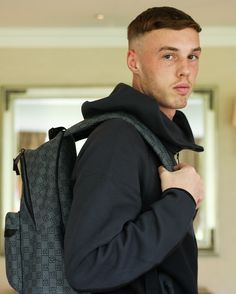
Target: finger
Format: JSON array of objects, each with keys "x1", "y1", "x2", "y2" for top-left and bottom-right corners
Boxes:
[
  {"x1": 158, "y1": 165, "x2": 167, "y2": 174},
  {"x1": 173, "y1": 163, "x2": 184, "y2": 171},
  {"x1": 173, "y1": 163, "x2": 189, "y2": 171},
  {"x1": 173, "y1": 165, "x2": 180, "y2": 171}
]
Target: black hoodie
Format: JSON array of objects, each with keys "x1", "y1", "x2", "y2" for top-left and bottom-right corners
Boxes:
[{"x1": 64, "y1": 83, "x2": 203, "y2": 294}]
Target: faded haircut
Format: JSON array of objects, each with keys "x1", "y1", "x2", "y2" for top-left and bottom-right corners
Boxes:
[{"x1": 128, "y1": 7, "x2": 201, "y2": 45}]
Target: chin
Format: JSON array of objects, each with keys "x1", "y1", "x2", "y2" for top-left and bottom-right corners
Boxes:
[
  {"x1": 178, "y1": 97, "x2": 189, "y2": 108},
  {"x1": 176, "y1": 102, "x2": 188, "y2": 110}
]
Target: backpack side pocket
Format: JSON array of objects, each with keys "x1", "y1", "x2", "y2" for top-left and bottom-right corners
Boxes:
[{"x1": 4, "y1": 212, "x2": 22, "y2": 293}]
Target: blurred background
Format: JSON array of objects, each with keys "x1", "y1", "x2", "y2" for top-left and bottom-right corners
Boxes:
[{"x1": 0, "y1": 1, "x2": 236, "y2": 293}]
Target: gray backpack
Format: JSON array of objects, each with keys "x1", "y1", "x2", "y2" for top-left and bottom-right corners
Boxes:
[{"x1": 4, "y1": 112, "x2": 175, "y2": 294}]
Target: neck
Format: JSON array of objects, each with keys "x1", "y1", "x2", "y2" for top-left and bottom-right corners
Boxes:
[
  {"x1": 131, "y1": 79, "x2": 176, "y2": 120},
  {"x1": 159, "y1": 107, "x2": 176, "y2": 120}
]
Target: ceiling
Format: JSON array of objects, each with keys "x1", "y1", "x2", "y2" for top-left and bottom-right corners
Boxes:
[{"x1": 0, "y1": 0, "x2": 235, "y2": 28}]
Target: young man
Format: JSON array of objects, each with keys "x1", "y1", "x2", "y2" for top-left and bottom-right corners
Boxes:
[{"x1": 64, "y1": 7, "x2": 204, "y2": 294}]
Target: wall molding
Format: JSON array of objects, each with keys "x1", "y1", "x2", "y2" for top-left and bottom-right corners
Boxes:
[{"x1": 0, "y1": 26, "x2": 235, "y2": 48}]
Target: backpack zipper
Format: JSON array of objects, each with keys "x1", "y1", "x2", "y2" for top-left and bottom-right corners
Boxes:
[{"x1": 13, "y1": 149, "x2": 36, "y2": 227}]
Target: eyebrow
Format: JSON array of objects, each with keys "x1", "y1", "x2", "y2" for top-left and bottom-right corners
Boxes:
[{"x1": 158, "y1": 46, "x2": 202, "y2": 53}]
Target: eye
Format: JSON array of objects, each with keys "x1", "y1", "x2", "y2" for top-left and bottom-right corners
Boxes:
[
  {"x1": 188, "y1": 54, "x2": 199, "y2": 61},
  {"x1": 163, "y1": 54, "x2": 174, "y2": 60}
]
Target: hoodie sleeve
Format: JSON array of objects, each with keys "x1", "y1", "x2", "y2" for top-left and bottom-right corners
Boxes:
[{"x1": 64, "y1": 119, "x2": 196, "y2": 292}]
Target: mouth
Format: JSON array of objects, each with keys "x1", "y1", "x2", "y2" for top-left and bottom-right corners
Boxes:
[{"x1": 173, "y1": 83, "x2": 191, "y2": 96}]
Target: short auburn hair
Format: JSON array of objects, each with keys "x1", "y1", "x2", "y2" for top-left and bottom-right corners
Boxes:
[{"x1": 128, "y1": 7, "x2": 201, "y2": 44}]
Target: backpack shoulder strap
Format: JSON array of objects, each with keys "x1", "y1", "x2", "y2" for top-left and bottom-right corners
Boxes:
[{"x1": 65, "y1": 112, "x2": 176, "y2": 171}]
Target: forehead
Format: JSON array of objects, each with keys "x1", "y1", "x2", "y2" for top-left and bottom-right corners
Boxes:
[{"x1": 137, "y1": 28, "x2": 200, "y2": 51}]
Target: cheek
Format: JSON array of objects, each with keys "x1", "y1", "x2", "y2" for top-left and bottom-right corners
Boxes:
[{"x1": 191, "y1": 64, "x2": 199, "y2": 78}]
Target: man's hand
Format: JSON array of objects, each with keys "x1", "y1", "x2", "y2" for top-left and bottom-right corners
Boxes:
[{"x1": 158, "y1": 163, "x2": 204, "y2": 207}]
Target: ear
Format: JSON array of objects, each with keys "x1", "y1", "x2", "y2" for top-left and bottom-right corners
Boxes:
[{"x1": 127, "y1": 49, "x2": 140, "y2": 74}]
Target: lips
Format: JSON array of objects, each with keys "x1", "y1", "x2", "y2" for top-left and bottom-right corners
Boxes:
[{"x1": 173, "y1": 83, "x2": 191, "y2": 95}]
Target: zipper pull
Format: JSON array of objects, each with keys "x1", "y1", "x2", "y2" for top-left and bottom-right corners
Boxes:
[{"x1": 13, "y1": 148, "x2": 25, "y2": 175}]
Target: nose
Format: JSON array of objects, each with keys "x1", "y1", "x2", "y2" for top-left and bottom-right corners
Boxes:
[{"x1": 176, "y1": 58, "x2": 190, "y2": 78}]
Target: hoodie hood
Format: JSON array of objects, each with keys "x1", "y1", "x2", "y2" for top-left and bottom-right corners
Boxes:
[{"x1": 82, "y1": 83, "x2": 203, "y2": 154}]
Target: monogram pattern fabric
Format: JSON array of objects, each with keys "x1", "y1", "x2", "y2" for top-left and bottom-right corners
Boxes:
[
  {"x1": 4, "y1": 112, "x2": 174, "y2": 294},
  {"x1": 5, "y1": 133, "x2": 78, "y2": 294}
]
